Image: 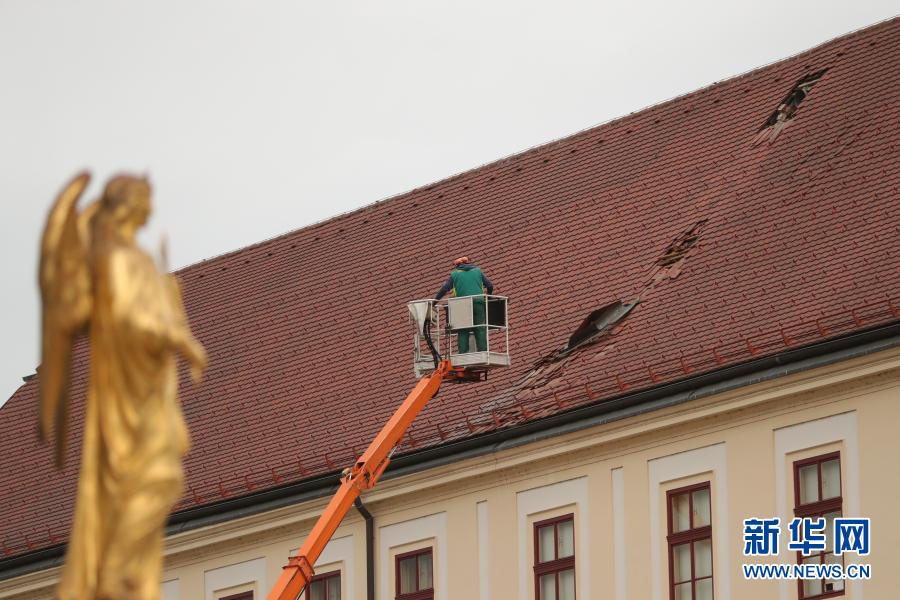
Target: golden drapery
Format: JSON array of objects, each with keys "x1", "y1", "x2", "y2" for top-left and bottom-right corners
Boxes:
[{"x1": 39, "y1": 174, "x2": 205, "y2": 600}]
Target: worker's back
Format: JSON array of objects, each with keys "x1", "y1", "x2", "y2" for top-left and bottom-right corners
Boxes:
[{"x1": 450, "y1": 265, "x2": 485, "y2": 297}]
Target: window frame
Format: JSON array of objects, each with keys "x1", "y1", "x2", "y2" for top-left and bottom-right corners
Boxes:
[
  {"x1": 666, "y1": 481, "x2": 714, "y2": 600},
  {"x1": 395, "y1": 547, "x2": 434, "y2": 600},
  {"x1": 793, "y1": 451, "x2": 844, "y2": 600},
  {"x1": 533, "y1": 513, "x2": 576, "y2": 600},
  {"x1": 220, "y1": 592, "x2": 254, "y2": 600},
  {"x1": 305, "y1": 569, "x2": 341, "y2": 600}
]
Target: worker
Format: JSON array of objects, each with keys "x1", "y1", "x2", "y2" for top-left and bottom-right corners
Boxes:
[{"x1": 435, "y1": 256, "x2": 495, "y2": 353}]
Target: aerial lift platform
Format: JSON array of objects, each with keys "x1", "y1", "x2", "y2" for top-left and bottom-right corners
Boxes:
[{"x1": 267, "y1": 295, "x2": 509, "y2": 600}]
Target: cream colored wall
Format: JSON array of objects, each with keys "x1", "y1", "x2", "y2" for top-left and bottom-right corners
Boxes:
[{"x1": 2, "y1": 347, "x2": 898, "y2": 600}]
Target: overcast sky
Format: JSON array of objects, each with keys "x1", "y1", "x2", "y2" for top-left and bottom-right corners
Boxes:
[{"x1": 0, "y1": 1, "x2": 896, "y2": 404}]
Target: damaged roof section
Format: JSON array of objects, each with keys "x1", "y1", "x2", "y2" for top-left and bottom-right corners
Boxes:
[
  {"x1": 649, "y1": 219, "x2": 708, "y2": 284},
  {"x1": 509, "y1": 217, "x2": 709, "y2": 397},
  {"x1": 754, "y1": 69, "x2": 828, "y2": 145},
  {"x1": 496, "y1": 299, "x2": 639, "y2": 400},
  {"x1": 494, "y1": 217, "x2": 710, "y2": 408},
  {"x1": 565, "y1": 300, "x2": 639, "y2": 352}
]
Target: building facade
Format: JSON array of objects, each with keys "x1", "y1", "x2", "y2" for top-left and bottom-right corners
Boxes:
[{"x1": 3, "y1": 340, "x2": 899, "y2": 599}]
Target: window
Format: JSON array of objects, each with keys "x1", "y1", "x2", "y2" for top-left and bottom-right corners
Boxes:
[
  {"x1": 220, "y1": 592, "x2": 253, "y2": 600},
  {"x1": 793, "y1": 452, "x2": 843, "y2": 599},
  {"x1": 533, "y1": 514, "x2": 576, "y2": 600},
  {"x1": 667, "y1": 483, "x2": 713, "y2": 600},
  {"x1": 395, "y1": 548, "x2": 434, "y2": 600},
  {"x1": 306, "y1": 570, "x2": 340, "y2": 600}
]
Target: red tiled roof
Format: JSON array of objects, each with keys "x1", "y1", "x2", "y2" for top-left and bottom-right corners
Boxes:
[{"x1": 2, "y1": 18, "x2": 899, "y2": 561}]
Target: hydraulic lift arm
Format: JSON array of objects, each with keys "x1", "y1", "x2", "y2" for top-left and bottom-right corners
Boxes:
[{"x1": 267, "y1": 359, "x2": 459, "y2": 600}]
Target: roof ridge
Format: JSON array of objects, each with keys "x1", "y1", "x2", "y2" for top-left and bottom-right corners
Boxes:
[{"x1": 173, "y1": 15, "x2": 899, "y2": 277}]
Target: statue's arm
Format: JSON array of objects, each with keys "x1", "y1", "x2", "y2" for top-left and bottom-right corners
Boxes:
[
  {"x1": 163, "y1": 273, "x2": 206, "y2": 384},
  {"x1": 107, "y1": 250, "x2": 205, "y2": 382}
]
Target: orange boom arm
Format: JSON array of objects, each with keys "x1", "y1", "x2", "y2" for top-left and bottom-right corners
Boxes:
[{"x1": 268, "y1": 359, "x2": 461, "y2": 600}]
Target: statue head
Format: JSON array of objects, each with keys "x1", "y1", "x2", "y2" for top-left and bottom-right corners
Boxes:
[{"x1": 101, "y1": 175, "x2": 152, "y2": 229}]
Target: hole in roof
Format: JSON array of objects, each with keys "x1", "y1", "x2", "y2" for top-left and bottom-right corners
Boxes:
[
  {"x1": 570, "y1": 149, "x2": 577, "y2": 154},
  {"x1": 516, "y1": 167, "x2": 522, "y2": 172},
  {"x1": 412, "y1": 202, "x2": 418, "y2": 207},
  {"x1": 543, "y1": 158, "x2": 549, "y2": 163},
  {"x1": 759, "y1": 69, "x2": 827, "y2": 131},
  {"x1": 564, "y1": 300, "x2": 638, "y2": 352},
  {"x1": 654, "y1": 119, "x2": 661, "y2": 124},
  {"x1": 267, "y1": 252, "x2": 273, "y2": 257},
  {"x1": 656, "y1": 219, "x2": 707, "y2": 267},
  {"x1": 463, "y1": 185, "x2": 469, "y2": 190},
  {"x1": 290, "y1": 243, "x2": 296, "y2": 249}
]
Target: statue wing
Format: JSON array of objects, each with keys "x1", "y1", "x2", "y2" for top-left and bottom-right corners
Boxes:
[{"x1": 38, "y1": 172, "x2": 93, "y2": 467}]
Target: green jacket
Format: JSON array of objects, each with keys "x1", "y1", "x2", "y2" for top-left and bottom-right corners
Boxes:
[{"x1": 435, "y1": 263, "x2": 494, "y2": 299}]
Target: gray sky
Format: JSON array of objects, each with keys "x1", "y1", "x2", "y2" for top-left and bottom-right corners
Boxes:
[{"x1": 1, "y1": 1, "x2": 896, "y2": 404}]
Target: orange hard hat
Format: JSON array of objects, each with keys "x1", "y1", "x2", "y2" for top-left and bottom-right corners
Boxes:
[{"x1": 453, "y1": 256, "x2": 470, "y2": 266}]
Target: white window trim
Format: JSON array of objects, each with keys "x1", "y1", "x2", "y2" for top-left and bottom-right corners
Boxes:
[
  {"x1": 161, "y1": 578, "x2": 179, "y2": 600},
  {"x1": 204, "y1": 557, "x2": 265, "y2": 600},
  {"x1": 774, "y1": 411, "x2": 861, "y2": 600},
  {"x1": 612, "y1": 467, "x2": 627, "y2": 600},
  {"x1": 290, "y1": 534, "x2": 355, "y2": 600},
  {"x1": 477, "y1": 500, "x2": 490, "y2": 600},
  {"x1": 648, "y1": 443, "x2": 730, "y2": 600},
  {"x1": 378, "y1": 512, "x2": 448, "y2": 599},
  {"x1": 516, "y1": 476, "x2": 590, "y2": 600}
]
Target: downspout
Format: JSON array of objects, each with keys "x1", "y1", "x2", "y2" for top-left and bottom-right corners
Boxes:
[{"x1": 354, "y1": 498, "x2": 375, "y2": 600}]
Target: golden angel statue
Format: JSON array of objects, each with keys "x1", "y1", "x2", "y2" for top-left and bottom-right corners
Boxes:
[{"x1": 38, "y1": 172, "x2": 207, "y2": 600}]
